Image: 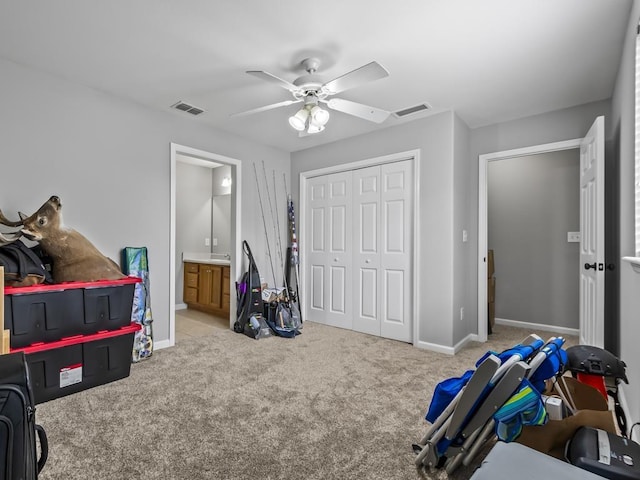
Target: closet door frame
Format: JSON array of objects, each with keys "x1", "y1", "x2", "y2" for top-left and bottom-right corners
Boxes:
[{"x1": 299, "y1": 149, "x2": 420, "y2": 346}]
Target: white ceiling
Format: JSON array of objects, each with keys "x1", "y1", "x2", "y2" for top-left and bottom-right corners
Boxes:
[{"x1": 0, "y1": 1, "x2": 632, "y2": 153}]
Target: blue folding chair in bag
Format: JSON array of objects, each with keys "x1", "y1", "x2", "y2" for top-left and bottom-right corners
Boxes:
[
  {"x1": 413, "y1": 335, "x2": 545, "y2": 469},
  {"x1": 447, "y1": 336, "x2": 568, "y2": 474}
]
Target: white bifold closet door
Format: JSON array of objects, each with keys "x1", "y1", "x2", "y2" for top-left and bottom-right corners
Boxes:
[
  {"x1": 305, "y1": 159, "x2": 413, "y2": 342},
  {"x1": 307, "y1": 171, "x2": 353, "y2": 329}
]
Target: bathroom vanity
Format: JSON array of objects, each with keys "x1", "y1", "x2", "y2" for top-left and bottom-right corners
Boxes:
[{"x1": 182, "y1": 254, "x2": 230, "y2": 317}]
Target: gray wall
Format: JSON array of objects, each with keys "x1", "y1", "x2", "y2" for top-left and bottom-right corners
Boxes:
[
  {"x1": 175, "y1": 162, "x2": 214, "y2": 305},
  {"x1": 488, "y1": 150, "x2": 580, "y2": 329},
  {"x1": 0, "y1": 57, "x2": 290, "y2": 345},
  {"x1": 292, "y1": 112, "x2": 458, "y2": 348},
  {"x1": 611, "y1": 0, "x2": 640, "y2": 432},
  {"x1": 453, "y1": 113, "x2": 474, "y2": 344}
]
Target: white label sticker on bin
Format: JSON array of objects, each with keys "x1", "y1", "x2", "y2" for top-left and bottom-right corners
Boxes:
[{"x1": 60, "y1": 364, "x2": 83, "y2": 388}]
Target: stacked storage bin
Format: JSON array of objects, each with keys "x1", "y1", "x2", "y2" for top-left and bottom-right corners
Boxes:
[
  {"x1": 3, "y1": 277, "x2": 141, "y2": 403},
  {"x1": 488, "y1": 249, "x2": 495, "y2": 334}
]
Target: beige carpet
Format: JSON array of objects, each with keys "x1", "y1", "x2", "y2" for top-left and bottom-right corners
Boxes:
[{"x1": 36, "y1": 321, "x2": 575, "y2": 480}]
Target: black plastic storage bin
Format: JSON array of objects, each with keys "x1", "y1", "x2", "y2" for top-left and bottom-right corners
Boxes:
[
  {"x1": 11, "y1": 322, "x2": 141, "y2": 404},
  {"x1": 4, "y1": 277, "x2": 140, "y2": 348}
]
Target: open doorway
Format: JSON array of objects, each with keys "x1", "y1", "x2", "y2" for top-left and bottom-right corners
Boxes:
[
  {"x1": 168, "y1": 143, "x2": 242, "y2": 348},
  {"x1": 478, "y1": 117, "x2": 607, "y2": 348},
  {"x1": 477, "y1": 138, "x2": 582, "y2": 342},
  {"x1": 487, "y1": 149, "x2": 580, "y2": 336}
]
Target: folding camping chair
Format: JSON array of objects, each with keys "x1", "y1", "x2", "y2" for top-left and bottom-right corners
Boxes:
[
  {"x1": 413, "y1": 335, "x2": 544, "y2": 468},
  {"x1": 447, "y1": 336, "x2": 567, "y2": 473},
  {"x1": 413, "y1": 335, "x2": 567, "y2": 474}
]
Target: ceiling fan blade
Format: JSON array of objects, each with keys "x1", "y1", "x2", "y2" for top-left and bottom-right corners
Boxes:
[
  {"x1": 325, "y1": 98, "x2": 390, "y2": 123},
  {"x1": 247, "y1": 70, "x2": 299, "y2": 92},
  {"x1": 322, "y1": 61, "x2": 389, "y2": 95},
  {"x1": 230, "y1": 99, "x2": 301, "y2": 117}
]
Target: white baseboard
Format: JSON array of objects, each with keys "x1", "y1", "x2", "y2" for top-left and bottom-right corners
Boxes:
[
  {"x1": 453, "y1": 333, "x2": 478, "y2": 354},
  {"x1": 175, "y1": 303, "x2": 187, "y2": 310},
  {"x1": 415, "y1": 340, "x2": 455, "y2": 355},
  {"x1": 495, "y1": 318, "x2": 579, "y2": 337},
  {"x1": 153, "y1": 339, "x2": 173, "y2": 350}
]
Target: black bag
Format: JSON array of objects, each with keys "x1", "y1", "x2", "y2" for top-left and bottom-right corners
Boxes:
[
  {"x1": 0, "y1": 352, "x2": 48, "y2": 479},
  {"x1": 263, "y1": 299, "x2": 302, "y2": 338},
  {"x1": 0, "y1": 241, "x2": 52, "y2": 287},
  {"x1": 565, "y1": 345, "x2": 628, "y2": 383}
]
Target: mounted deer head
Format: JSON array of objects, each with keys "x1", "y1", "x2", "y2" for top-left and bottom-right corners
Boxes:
[{"x1": 0, "y1": 196, "x2": 126, "y2": 283}]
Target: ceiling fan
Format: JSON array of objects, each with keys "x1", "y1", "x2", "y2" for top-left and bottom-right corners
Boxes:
[{"x1": 231, "y1": 57, "x2": 391, "y2": 134}]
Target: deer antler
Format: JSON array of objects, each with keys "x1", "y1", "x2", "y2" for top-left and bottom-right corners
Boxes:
[
  {"x1": 0, "y1": 230, "x2": 22, "y2": 247},
  {"x1": 0, "y1": 209, "x2": 24, "y2": 227}
]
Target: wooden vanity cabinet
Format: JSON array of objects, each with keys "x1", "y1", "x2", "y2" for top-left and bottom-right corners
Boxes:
[{"x1": 183, "y1": 262, "x2": 230, "y2": 316}]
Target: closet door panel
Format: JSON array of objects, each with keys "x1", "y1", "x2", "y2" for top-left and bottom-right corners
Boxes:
[
  {"x1": 380, "y1": 160, "x2": 413, "y2": 342},
  {"x1": 353, "y1": 166, "x2": 382, "y2": 335},
  {"x1": 306, "y1": 172, "x2": 353, "y2": 329},
  {"x1": 325, "y1": 172, "x2": 352, "y2": 328},
  {"x1": 306, "y1": 176, "x2": 328, "y2": 324}
]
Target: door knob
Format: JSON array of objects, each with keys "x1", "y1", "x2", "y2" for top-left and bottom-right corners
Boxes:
[
  {"x1": 365, "y1": 259, "x2": 371, "y2": 263},
  {"x1": 333, "y1": 258, "x2": 338, "y2": 262},
  {"x1": 584, "y1": 262, "x2": 597, "y2": 270}
]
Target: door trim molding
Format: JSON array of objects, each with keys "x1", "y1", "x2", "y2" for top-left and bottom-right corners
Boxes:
[
  {"x1": 477, "y1": 139, "x2": 581, "y2": 343},
  {"x1": 168, "y1": 143, "x2": 242, "y2": 349},
  {"x1": 299, "y1": 149, "x2": 420, "y2": 345}
]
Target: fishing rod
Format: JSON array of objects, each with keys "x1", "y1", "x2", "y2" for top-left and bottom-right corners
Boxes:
[
  {"x1": 252, "y1": 161, "x2": 276, "y2": 287},
  {"x1": 261, "y1": 160, "x2": 287, "y2": 294},
  {"x1": 272, "y1": 169, "x2": 291, "y2": 300},
  {"x1": 284, "y1": 173, "x2": 303, "y2": 321}
]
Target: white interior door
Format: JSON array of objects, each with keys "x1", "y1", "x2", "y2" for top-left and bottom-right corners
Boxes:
[
  {"x1": 352, "y1": 160, "x2": 413, "y2": 341},
  {"x1": 306, "y1": 171, "x2": 353, "y2": 329},
  {"x1": 579, "y1": 115, "x2": 605, "y2": 347},
  {"x1": 379, "y1": 160, "x2": 413, "y2": 342}
]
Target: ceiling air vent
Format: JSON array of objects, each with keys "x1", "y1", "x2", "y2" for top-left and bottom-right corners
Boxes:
[
  {"x1": 170, "y1": 101, "x2": 205, "y2": 116},
  {"x1": 393, "y1": 103, "x2": 431, "y2": 119}
]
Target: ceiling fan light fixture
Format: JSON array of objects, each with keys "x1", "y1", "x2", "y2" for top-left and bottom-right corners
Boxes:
[
  {"x1": 310, "y1": 105, "x2": 330, "y2": 126},
  {"x1": 288, "y1": 108, "x2": 309, "y2": 131},
  {"x1": 307, "y1": 118, "x2": 325, "y2": 134}
]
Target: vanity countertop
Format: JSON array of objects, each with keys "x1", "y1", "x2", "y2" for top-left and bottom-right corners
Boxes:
[{"x1": 182, "y1": 252, "x2": 230, "y2": 266}]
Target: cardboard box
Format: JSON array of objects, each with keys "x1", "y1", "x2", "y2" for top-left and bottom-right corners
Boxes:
[
  {"x1": 487, "y1": 249, "x2": 495, "y2": 278},
  {"x1": 0, "y1": 266, "x2": 3, "y2": 321},
  {"x1": 488, "y1": 276, "x2": 495, "y2": 303},
  {"x1": 488, "y1": 302, "x2": 495, "y2": 328},
  {"x1": 4, "y1": 277, "x2": 140, "y2": 348},
  {"x1": 516, "y1": 376, "x2": 615, "y2": 459},
  {"x1": 517, "y1": 409, "x2": 618, "y2": 459}
]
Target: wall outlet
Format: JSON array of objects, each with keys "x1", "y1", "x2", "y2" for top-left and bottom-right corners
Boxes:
[
  {"x1": 204, "y1": 237, "x2": 210, "y2": 246},
  {"x1": 460, "y1": 307, "x2": 465, "y2": 321},
  {"x1": 213, "y1": 238, "x2": 218, "y2": 246},
  {"x1": 462, "y1": 230, "x2": 468, "y2": 242}
]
